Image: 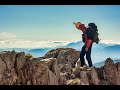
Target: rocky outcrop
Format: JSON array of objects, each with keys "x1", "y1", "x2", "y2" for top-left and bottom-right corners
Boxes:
[
  {"x1": 43, "y1": 48, "x2": 120, "y2": 85},
  {"x1": 0, "y1": 51, "x2": 60, "y2": 85},
  {"x1": 97, "y1": 58, "x2": 120, "y2": 85},
  {"x1": 44, "y1": 48, "x2": 80, "y2": 68},
  {"x1": 0, "y1": 48, "x2": 119, "y2": 85}
]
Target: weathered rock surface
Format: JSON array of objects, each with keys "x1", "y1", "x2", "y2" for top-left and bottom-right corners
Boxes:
[
  {"x1": 0, "y1": 48, "x2": 119, "y2": 85},
  {"x1": 44, "y1": 48, "x2": 80, "y2": 68}
]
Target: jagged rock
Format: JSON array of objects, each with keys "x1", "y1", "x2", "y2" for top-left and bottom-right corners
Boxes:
[
  {"x1": 2, "y1": 68, "x2": 17, "y2": 85},
  {"x1": 80, "y1": 71, "x2": 89, "y2": 85},
  {"x1": 48, "y1": 70, "x2": 58, "y2": 85},
  {"x1": 59, "y1": 77, "x2": 67, "y2": 85},
  {"x1": 103, "y1": 58, "x2": 117, "y2": 85},
  {"x1": 59, "y1": 62, "x2": 72, "y2": 75},
  {"x1": 90, "y1": 67, "x2": 100, "y2": 85},
  {"x1": 40, "y1": 58, "x2": 61, "y2": 81},
  {"x1": 0, "y1": 51, "x2": 15, "y2": 70},
  {"x1": 99, "y1": 80, "x2": 109, "y2": 85},
  {"x1": 0, "y1": 51, "x2": 17, "y2": 85},
  {"x1": 15, "y1": 52, "x2": 26, "y2": 71},
  {"x1": 19, "y1": 57, "x2": 60, "y2": 85},
  {"x1": 59, "y1": 73, "x2": 67, "y2": 85},
  {"x1": 27, "y1": 80, "x2": 31, "y2": 85},
  {"x1": 0, "y1": 58, "x2": 7, "y2": 85},
  {"x1": 25, "y1": 54, "x2": 33, "y2": 61},
  {"x1": 51, "y1": 58, "x2": 60, "y2": 81},
  {"x1": 71, "y1": 68, "x2": 100, "y2": 85},
  {"x1": 44, "y1": 48, "x2": 80, "y2": 68},
  {"x1": 66, "y1": 51, "x2": 80, "y2": 68},
  {"x1": 0, "y1": 51, "x2": 10, "y2": 60},
  {"x1": 57, "y1": 49, "x2": 79, "y2": 68},
  {"x1": 16, "y1": 69, "x2": 25, "y2": 84},
  {"x1": 40, "y1": 58, "x2": 54, "y2": 70},
  {"x1": 66, "y1": 78, "x2": 81, "y2": 85},
  {"x1": 59, "y1": 64, "x2": 66, "y2": 72},
  {"x1": 44, "y1": 48, "x2": 62, "y2": 58},
  {"x1": 96, "y1": 67, "x2": 104, "y2": 80},
  {"x1": 114, "y1": 62, "x2": 120, "y2": 85},
  {"x1": 66, "y1": 62, "x2": 72, "y2": 74},
  {"x1": 10, "y1": 50, "x2": 16, "y2": 64},
  {"x1": 70, "y1": 74, "x2": 76, "y2": 79},
  {"x1": 0, "y1": 49, "x2": 120, "y2": 85},
  {"x1": 21, "y1": 58, "x2": 50, "y2": 85},
  {"x1": 0, "y1": 58, "x2": 6, "y2": 74},
  {"x1": 72, "y1": 67, "x2": 80, "y2": 78}
]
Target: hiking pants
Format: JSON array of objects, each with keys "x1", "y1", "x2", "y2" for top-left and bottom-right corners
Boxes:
[{"x1": 80, "y1": 43, "x2": 93, "y2": 67}]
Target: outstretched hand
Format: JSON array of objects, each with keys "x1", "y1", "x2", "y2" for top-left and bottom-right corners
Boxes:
[
  {"x1": 85, "y1": 47, "x2": 88, "y2": 52},
  {"x1": 73, "y1": 22, "x2": 81, "y2": 30}
]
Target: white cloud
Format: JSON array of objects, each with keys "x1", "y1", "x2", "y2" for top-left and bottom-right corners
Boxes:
[
  {"x1": 0, "y1": 32, "x2": 119, "y2": 48},
  {"x1": 0, "y1": 32, "x2": 17, "y2": 40},
  {"x1": 0, "y1": 40, "x2": 70, "y2": 48},
  {"x1": 100, "y1": 40, "x2": 120, "y2": 45},
  {"x1": 0, "y1": 32, "x2": 71, "y2": 48},
  {"x1": 0, "y1": 39, "x2": 120, "y2": 49}
]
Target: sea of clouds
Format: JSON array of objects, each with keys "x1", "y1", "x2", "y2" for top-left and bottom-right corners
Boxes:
[
  {"x1": 0, "y1": 39, "x2": 120, "y2": 49},
  {"x1": 0, "y1": 40, "x2": 71, "y2": 48}
]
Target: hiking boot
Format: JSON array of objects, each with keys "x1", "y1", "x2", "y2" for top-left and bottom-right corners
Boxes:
[
  {"x1": 86, "y1": 67, "x2": 93, "y2": 71},
  {"x1": 79, "y1": 65, "x2": 87, "y2": 70}
]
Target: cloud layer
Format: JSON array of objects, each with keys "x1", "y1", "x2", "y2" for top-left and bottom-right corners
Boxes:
[
  {"x1": 0, "y1": 40, "x2": 70, "y2": 48},
  {"x1": 0, "y1": 32, "x2": 120, "y2": 48}
]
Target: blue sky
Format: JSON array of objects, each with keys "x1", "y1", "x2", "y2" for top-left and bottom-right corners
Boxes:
[{"x1": 0, "y1": 5, "x2": 120, "y2": 41}]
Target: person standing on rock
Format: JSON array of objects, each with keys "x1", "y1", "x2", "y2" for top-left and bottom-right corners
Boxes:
[{"x1": 73, "y1": 22, "x2": 99, "y2": 70}]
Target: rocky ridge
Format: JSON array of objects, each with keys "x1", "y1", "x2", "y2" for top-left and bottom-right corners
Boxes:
[{"x1": 0, "y1": 48, "x2": 119, "y2": 85}]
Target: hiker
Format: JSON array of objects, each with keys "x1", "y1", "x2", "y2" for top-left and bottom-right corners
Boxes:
[{"x1": 73, "y1": 22, "x2": 99, "y2": 70}]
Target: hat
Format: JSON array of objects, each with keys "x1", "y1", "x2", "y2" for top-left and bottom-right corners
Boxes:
[{"x1": 74, "y1": 22, "x2": 82, "y2": 29}]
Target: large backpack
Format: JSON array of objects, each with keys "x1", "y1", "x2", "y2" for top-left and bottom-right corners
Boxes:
[{"x1": 85, "y1": 23, "x2": 100, "y2": 44}]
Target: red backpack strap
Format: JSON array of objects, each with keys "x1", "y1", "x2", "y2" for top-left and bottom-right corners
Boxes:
[{"x1": 81, "y1": 24, "x2": 85, "y2": 33}]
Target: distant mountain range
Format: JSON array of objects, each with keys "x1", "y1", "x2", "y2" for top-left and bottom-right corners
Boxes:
[
  {"x1": 63, "y1": 41, "x2": 120, "y2": 63},
  {"x1": 92, "y1": 44, "x2": 120, "y2": 63},
  {"x1": 64, "y1": 41, "x2": 108, "y2": 51},
  {"x1": 0, "y1": 48, "x2": 53, "y2": 58},
  {"x1": 64, "y1": 41, "x2": 84, "y2": 50},
  {"x1": 27, "y1": 48, "x2": 52, "y2": 57},
  {"x1": 94, "y1": 59, "x2": 120, "y2": 68},
  {"x1": 0, "y1": 48, "x2": 29, "y2": 53},
  {"x1": 0, "y1": 40, "x2": 120, "y2": 64}
]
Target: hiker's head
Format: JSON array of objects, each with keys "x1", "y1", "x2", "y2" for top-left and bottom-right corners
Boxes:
[{"x1": 74, "y1": 22, "x2": 82, "y2": 30}]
